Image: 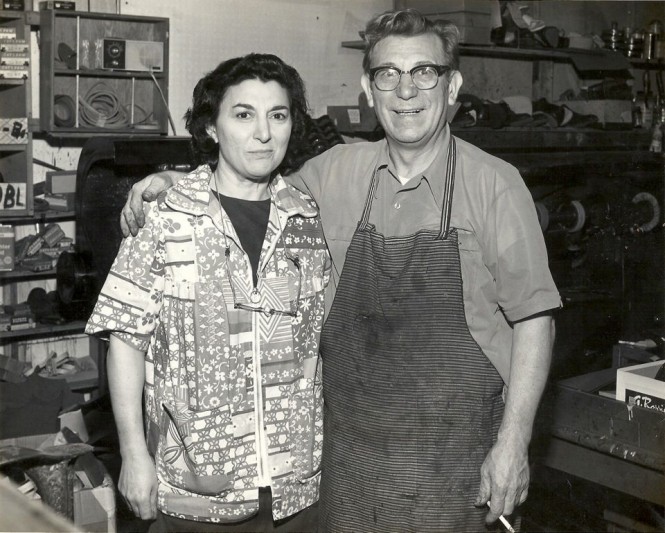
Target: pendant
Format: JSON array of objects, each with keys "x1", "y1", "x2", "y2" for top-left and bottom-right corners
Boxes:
[{"x1": 250, "y1": 289, "x2": 261, "y2": 304}]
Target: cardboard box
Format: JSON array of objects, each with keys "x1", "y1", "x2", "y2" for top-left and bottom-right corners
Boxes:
[
  {"x1": 0, "y1": 118, "x2": 28, "y2": 144},
  {"x1": 1, "y1": 0, "x2": 25, "y2": 9},
  {"x1": 396, "y1": 0, "x2": 494, "y2": 43},
  {"x1": 73, "y1": 472, "x2": 116, "y2": 532},
  {"x1": 0, "y1": 27, "x2": 17, "y2": 39},
  {"x1": 0, "y1": 225, "x2": 14, "y2": 271},
  {"x1": 395, "y1": 0, "x2": 493, "y2": 16},
  {"x1": 616, "y1": 360, "x2": 665, "y2": 413},
  {"x1": 430, "y1": 10, "x2": 492, "y2": 28},
  {"x1": 39, "y1": 0, "x2": 75, "y2": 9},
  {"x1": 44, "y1": 192, "x2": 75, "y2": 211},
  {"x1": 0, "y1": 431, "x2": 115, "y2": 532},
  {"x1": 46, "y1": 170, "x2": 76, "y2": 195},
  {"x1": 455, "y1": 24, "x2": 492, "y2": 45}
]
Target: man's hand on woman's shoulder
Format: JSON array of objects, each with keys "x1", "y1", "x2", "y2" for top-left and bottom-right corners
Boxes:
[{"x1": 120, "y1": 171, "x2": 181, "y2": 237}]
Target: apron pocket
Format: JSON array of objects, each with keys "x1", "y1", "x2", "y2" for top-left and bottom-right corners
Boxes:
[{"x1": 160, "y1": 404, "x2": 235, "y2": 495}]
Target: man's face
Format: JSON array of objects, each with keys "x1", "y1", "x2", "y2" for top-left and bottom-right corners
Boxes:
[{"x1": 361, "y1": 33, "x2": 462, "y2": 150}]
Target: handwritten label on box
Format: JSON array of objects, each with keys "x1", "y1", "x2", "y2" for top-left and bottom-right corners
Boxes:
[{"x1": 0, "y1": 183, "x2": 27, "y2": 211}]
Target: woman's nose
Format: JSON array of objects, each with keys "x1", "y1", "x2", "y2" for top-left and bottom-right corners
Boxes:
[{"x1": 254, "y1": 118, "x2": 271, "y2": 142}]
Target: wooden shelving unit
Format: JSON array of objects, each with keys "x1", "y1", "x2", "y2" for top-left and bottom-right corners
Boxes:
[
  {"x1": 39, "y1": 9, "x2": 170, "y2": 137},
  {"x1": 0, "y1": 208, "x2": 105, "y2": 394},
  {"x1": 0, "y1": 10, "x2": 33, "y2": 218},
  {"x1": 0, "y1": 320, "x2": 87, "y2": 341}
]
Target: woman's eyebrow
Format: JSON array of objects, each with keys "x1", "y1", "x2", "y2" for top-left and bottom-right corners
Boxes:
[{"x1": 231, "y1": 103, "x2": 289, "y2": 112}]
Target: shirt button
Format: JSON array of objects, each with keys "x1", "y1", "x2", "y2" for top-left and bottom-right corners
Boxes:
[{"x1": 394, "y1": 202, "x2": 401, "y2": 210}]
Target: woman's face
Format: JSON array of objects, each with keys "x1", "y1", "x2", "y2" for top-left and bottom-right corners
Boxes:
[{"x1": 208, "y1": 79, "x2": 292, "y2": 183}]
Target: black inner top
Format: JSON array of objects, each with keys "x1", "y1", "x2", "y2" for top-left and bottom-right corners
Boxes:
[{"x1": 218, "y1": 192, "x2": 271, "y2": 287}]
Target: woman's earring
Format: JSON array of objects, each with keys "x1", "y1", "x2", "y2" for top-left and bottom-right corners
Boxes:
[{"x1": 207, "y1": 128, "x2": 218, "y2": 143}]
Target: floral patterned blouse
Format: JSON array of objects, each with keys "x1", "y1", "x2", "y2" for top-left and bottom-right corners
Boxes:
[{"x1": 86, "y1": 165, "x2": 330, "y2": 523}]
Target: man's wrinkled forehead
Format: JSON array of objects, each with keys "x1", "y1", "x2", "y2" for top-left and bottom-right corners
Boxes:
[{"x1": 369, "y1": 33, "x2": 447, "y2": 68}]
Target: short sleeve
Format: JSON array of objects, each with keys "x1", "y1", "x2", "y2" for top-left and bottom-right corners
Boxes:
[
  {"x1": 486, "y1": 176, "x2": 561, "y2": 323},
  {"x1": 85, "y1": 202, "x2": 166, "y2": 352}
]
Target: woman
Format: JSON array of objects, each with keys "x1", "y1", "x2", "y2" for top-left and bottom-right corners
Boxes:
[{"x1": 86, "y1": 54, "x2": 330, "y2": 532}]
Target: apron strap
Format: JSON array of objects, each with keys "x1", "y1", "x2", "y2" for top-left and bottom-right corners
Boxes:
[
  {"x1": 438, "y1": 136, "x2": 457, "y2": 240},
  {"x1": 358, "y1": 136, "x2": 457, "y2": 239},
  {"x1": 358, "y1": 164, "x2": 386, "y2": 230}
]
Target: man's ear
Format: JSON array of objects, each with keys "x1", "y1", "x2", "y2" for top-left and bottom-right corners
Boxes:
[
  {"x1": 448, "y1": 70, "x2": 463, "y2": 105},
  {"x1": 360, "y1": 73, "x2": 374, "y2": 108}
]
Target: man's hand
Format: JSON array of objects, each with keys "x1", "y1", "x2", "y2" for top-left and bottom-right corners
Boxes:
[
  {"x1": 120, "y1": 172, "x2": 175, "y2": 237},
  {"x1": 118, "y1": 451, "x2": 158, "y2": 520},
  {"x1": 475, "y1": 436, "x2": 530, "y2": 525},
  {"x1": 477, "y1": 313, "x2": 554, "y2": 525}
]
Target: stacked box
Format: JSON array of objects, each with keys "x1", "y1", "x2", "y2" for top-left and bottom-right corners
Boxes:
[
  {"x1": 0, "y1": 225, "x2": 14, "y2": 271},
  {"x1": 0, "y1": 39, "x2": 28, "y2": 53},
  {"x1": 0, "y1": 431, "x2": 116, "y2": 532},
  {"x1": 0, "y1": 118, "x2": 28, "y2": 144},
  {"x1": 1, "y1": 0, "x2": 26, "y2": 9},
  {"x1": 73, "y1": 477, "x2": 116, "y2": 532},
  {"x1": 39, "y1": 1, "x2": 76, "y2": 9},
  {"x1": 0, "y1": 51, "x2": 30, "y2": 66},
  {"x1": 616, "y1": 361, "x2": 665, "y2": 413},
  {"x1": 44, "y1": 193, "x2": 75, "y2": 211},
  {"x1": 0, "y1": 64, "x2": 28, "y2": 79},
  {"x1": 395, "y1": 0, "x2": 493, "y2": 44},
  {"x1": 0, "y1": 27, "x2": 16, "y2": 40}
]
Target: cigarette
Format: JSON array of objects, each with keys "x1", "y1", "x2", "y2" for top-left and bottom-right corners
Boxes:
[{"x1": 487, "y1": 502, "x2": 516, "y2": 533}]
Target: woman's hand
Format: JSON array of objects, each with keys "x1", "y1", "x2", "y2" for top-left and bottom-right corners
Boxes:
[
  {"x1": 120, "y1": 172, "x2": 178, "y2": 237},
  {"x1": 118, "y1": 451, "x2": 158, "y2": 520}
]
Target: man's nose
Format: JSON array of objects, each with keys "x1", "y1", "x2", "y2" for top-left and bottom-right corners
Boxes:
[{"x1": 395, "y1": 72, "x2": 418, "y2": 99}]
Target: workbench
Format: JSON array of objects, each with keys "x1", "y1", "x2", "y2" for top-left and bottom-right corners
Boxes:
[{"x1": 534, "y1": 345, "x2": 665, "y2": 507}]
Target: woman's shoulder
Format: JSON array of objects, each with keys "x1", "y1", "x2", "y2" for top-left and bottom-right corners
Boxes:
[
  {"x1": 173, "y1": 165, "x2": 213, "y2": 193},
  {"x1": 165, "y1": 165, "x2": 212, "y2": 214},
  {"x1": 273, "y1": 175, "x2": 319, "y2": 216}
]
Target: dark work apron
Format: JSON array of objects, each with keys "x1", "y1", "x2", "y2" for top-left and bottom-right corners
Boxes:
[{"x1": 319, "y1": 137, "x2": 505, "y2": 532}]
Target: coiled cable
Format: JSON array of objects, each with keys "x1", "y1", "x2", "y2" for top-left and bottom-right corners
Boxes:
[
  {"x1": 78, "y1": 81, "x2": 153, "y2": 129},
  {"x1": 79, "y1": 81, "x2": 129, "y2": 128}
]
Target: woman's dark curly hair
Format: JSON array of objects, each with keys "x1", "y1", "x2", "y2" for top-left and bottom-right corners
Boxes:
[{"x1": 184, "y1": 53, "x2": 311, "y2": 176}]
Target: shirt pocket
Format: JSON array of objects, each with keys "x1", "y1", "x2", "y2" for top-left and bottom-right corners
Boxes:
[
  {"x1": 289, "y1": 249, "x2": 329, "y2": 301},
  {"x1": 159, "y1": 403, "x2": 236, "y2": 496},
  {"x1": 456, "y1": 229, "x2": 482, "y2": 292},
  {"x1": 158, "y1": 279, "x2": 232, "y2": 412},
  {"x1": 288, "y1": 376, "x2": 323, "y2": 480}
]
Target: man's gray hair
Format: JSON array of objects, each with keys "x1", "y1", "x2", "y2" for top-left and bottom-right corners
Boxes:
[{"x1": 362, "y1": 9, "x2": 460, "y2": 73}]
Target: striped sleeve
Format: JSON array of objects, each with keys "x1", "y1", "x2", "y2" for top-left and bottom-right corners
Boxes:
[{"x1": 85, "y1": 202, "x2": 166, "y2": 352}]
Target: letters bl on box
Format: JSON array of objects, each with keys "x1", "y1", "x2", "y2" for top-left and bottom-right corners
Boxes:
[{"x1": 0, "y1": 183, "x2": 26, "y2": 211}]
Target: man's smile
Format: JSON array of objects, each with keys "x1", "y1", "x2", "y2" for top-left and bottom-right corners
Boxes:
[{"x1": 394, "y1": 108, "x2": 423, "y2": 115}]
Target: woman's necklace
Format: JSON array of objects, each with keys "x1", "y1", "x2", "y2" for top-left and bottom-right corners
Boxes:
[{"x1": 212, "y1": 185, "x2": 301, "y2": 316}]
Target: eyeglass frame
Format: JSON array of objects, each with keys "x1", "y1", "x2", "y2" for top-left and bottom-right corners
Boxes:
[
  {"x1": 223, "y1": 247, "x2": 303, "y2": 318},
  {"x1": 368, "y1": 64, "x2": 452, "y2": 91}
]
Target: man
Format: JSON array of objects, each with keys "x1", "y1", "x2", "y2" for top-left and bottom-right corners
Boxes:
[{"x1": 120, "y1": 9, "x2": 560, "y2": 532}]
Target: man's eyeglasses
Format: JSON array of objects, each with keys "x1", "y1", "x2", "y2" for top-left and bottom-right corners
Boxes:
[
  {"x1": 224, "y1": 247, "x2": 302, "y2": 318},
  {"x1": 369, "y1": 64, "x2": 452, "y2": 91}
]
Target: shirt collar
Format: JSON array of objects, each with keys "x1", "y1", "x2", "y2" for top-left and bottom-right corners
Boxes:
[
  {"x1": 165, "y1": 164, "x2": 319, "y2": 218},
  {"x1": 375, "y1": 126, "x2": 452, "y2": 208}
]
